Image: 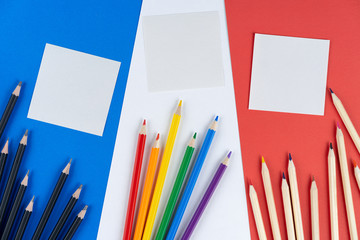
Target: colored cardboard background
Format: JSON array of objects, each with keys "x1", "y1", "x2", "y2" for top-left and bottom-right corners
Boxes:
[{"x1": 225, "y1": 0, "x2": 360, "y2": 239}]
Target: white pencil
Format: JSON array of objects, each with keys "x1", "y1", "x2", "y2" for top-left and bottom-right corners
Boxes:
[
  {"x1": 288, "y1": 154, "x2": 304, "y2": 240},
  {"x1": 281, "y1": 173, "x2": 295, "y2": 240},
  {"x1": 261, "y1": 157, "x2": 281, "y2": 240},
  {"x1": 311, "y1": 177, "x2": 319, "y2": 240},
  {"x1": 328, "y1": 143, "x2": 339, "y2": 240},
  {"x1": 330, "y1": 89, "x2": 360, "y2": 154},
  {"x1": 353, "y1": 160, "x2": 360, "y2": 191},
  {"x1": 336, "y1": 124, "x2": 358, "y2": 240},
  {"x1": 249, "y1": 184, "x2": 267, "y2": 240}
]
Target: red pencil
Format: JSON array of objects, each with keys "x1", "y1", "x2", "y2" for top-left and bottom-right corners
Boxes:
[{"x1": 123, "y1": 120, "x2": 147, "y2": 240}]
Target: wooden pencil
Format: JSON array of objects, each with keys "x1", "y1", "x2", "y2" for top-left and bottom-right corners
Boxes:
[
  {"x1": 0, "y1": 130, "x2": 28, "y2": 226},
  {"x1": 123, "y1": 120, "x2": 147, "y2": 240},
  {"x1": 0, "y1": 82, "x2": 22, "y2": 139},
  {"x1": 63, "y1": 205, "x2": 88, "y2": 240},
  {"x1": 249, "y1": 183, "x2": 267, "y2": 240},
  {"x1": 0, "y1": 139, "x2": 9, "y2": 183},
  {"x1": 32, "y1": 160, "x2": 71, "y2": 240},
  {"x1": 155, "y1": 133, "x2": 196, "y2": 240},
  {"x1": 353, "y1": 160, "x2": 360, "y2": 191},
  {"x1": 166, "y1": 116, "x2": 218, "y2": 240},
  {"x1": 142, "y1": 101, "x2": 182, "y2": 240},
  {"x1": 261, "y1": 157, "x2": 281, "y2": 240},
  {"x1": 311, "y1": 177, "x2": 319, "y2": 240},
  {"x1": 288, "y1": 153, "x2": 304, "y2": 240},
  {"x1": 181, "y1": 152, "x2": 231, "y2": 240},
  {"x1": 281, "y1": 173, "x2": 295, "y2": 240},
  {"x1": 330, "y1": 89, "x2": 360, "y2": 154},
  {"x1": 133, "y1": 134, "x2": 160, "y2": 240},
  {"x1": 14, "y1": 196, "x2": 34, "y2": 240},
  {"x1": 1, "y1": 171, "x2": 29, "y2": 240},
  {"x1": 336, "y1": 124, "x2": 358, "y2": 240},
  {"x1": 49, "y1": 185, "x2": 83, "y2": 240},
  {"x1": 329, "y1": 143, "x2": 339, "y2": 240}
]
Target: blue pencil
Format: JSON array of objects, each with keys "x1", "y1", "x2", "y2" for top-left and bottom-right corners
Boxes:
[{"x1": 166, "y1": 116, "x2": 218, "y2": 240}]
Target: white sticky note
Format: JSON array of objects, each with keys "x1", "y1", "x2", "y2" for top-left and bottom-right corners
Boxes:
[
  {"x1": 143, "y1": 11, "x2": 225, "y2": 92},
  {"x1": 28, "y1": 43, "x2": 121, "y2": 136},
  {"x1": 249, "y1": 34, "x2": 330, "y2": 115}
]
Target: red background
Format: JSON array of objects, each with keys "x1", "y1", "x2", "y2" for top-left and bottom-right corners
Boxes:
[{"x1": 225, "y1": 0, "x2": 360, "y2": 239}]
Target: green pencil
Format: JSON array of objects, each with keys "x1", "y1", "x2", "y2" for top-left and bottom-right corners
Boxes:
[{"x1": 155, "y1": 133, "x2": 196, "y2": 240}]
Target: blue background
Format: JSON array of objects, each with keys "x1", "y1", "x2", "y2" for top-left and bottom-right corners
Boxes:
[{"x1": 0, "y1": 0, "x2": 142, "y2": 238}]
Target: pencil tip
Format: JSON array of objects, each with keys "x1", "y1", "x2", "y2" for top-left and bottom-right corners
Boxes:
[
  {"x1": 353, "y1": 159, "x2": 357, "y2": 167},
  {"x1": 24, "y1": 129, "x2": 28, "y2": 136},
  {"x1": 337, "y1": 122, "x2": 341, "y2": 129},
  {"x1": 249, "y1": 180, "x2": 252, "y2": 186},
  {"x1": 329, "y1": 88, "x2": 333, "y2": 94},
  {"x1": 156, "y1": 133, "x2": 160, "y2": 140},
  {"x1": 215, "y1": 116, "x2": 219, "y2": 121},
  {"x1": 193, "y1": 132, "x2": 197, "y2": 139},
  {"x1": 18, "y1": 81, "x2": 22, "y2": 87},
  {"x1": 84, "y1": 205, "x2": 88, "y2": 210},
  {"x1": 178, "y1": 100, "x2": 183, "y2": 107},
  {"x1": 261, "y1": 156, "x2": 265, "y2": 163},
  {"x1": 312, "y1": 175, "x2": 315, "y2": 181},
  {"x1": 227, "y1": 151, "x2": 232, "y2": 159},
  {"x1": 282, "y1": 172, "x2": 285, "y2": 179},
  {"x1": 143, "y1": 119, "x2": 146, "y2": 125},
  {"x1": 69, "y1": 158, "x2": 72, "y2": 164},
  {"x1": 79, "y1": 184, "x2": 83, "y2": 189},
  {"x1": 289, "y1": 153, "x2": 292, "y2": 161},
  {"x1": 2, "y1": 140, "x2": 9, "y2": 154},
  {"x1": 330, "y1": 142, "x2": 333, "y2": 149}
]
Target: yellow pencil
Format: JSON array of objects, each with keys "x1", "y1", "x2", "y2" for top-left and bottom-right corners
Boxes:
[{"x1": 142, "y1": 101, "x2": 182, "y2": 240}]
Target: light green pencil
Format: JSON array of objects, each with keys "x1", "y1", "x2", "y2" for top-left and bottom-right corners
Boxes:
[{"x1": 155, "y1": 133, "x2": 196, "y2": 240}]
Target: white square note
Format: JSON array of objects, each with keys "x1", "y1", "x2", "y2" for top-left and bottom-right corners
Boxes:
[
  {"x1": 249, "y1": 34, "x2": 330, "y2": 115},
  {"x1": 28, "y1": 43, "x2": 121, "y2": 136},
  {"x1": 143, "y1": 11, "x2": 225, "y2": 92}
]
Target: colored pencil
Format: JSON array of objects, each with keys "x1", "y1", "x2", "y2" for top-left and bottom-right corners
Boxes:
[
  {"x1": 261, "y1": 157, "x2": 281, "y2": 240},
  {"x1": 155, "y1": 133, "x2": 196, "y2": 240},
  {"x1": 0, "y1": 130, "x2": 28, "y2": 225},
  {"x1": 181, "y1": 151, "x2": 231, "y2": 240},
  {"x1": 14, "y1": 196, "x2": 34, "y2": 240},
  {"x1": 336, "y1": 124, "x2": 358, "y2": 240},
  {"x1": 0, "y1": 82, "x2": 22, "y2": 139},
  {"x1": 354, "y1": 160, "x2": 360, "y2": 191},
  {"x1": 142, "y1": 101, "x2": 182, "y2": 240},
  {"x1": 2, "y1": 171, "x2": 29, "y2": 240},
  {"x1": 32, "y1": 160, "x2": 71, "y2": 240},
  {"x1": 288, "y1": 153, "x2": 304, "y2": 240},
  {"x1": 330, "y1": 89, "x2": 360, "y2": 154},
  {"x1": 249, "y1": 183, "x2": 267, "y2": 240},
  {"x1": 133, "y1": 133, "x2": 161, "y2": 240},
  {"x1": 0, "y1": 139, "x2": 9, "y2": 183},
  {"x1": 329, "y1": 143, "x2": 339, "y2": 240},
  {"x1": 63, "y1": 205, "x2": 88, "y2": 240},
  {"x1": 123, "y1": 120, "x2": 147, "y2": 240},
  {"x1": 281, "y1": 173, "x2": 295, "y2": 240},
  {"x1": 49, "y1": 185, "x2": 83, "y2": 240},
  {"x1": 166, "y1": 116, "x2": 218, "y2": 240},
  {"x1": 310, "y1": 177, "x2": 319, "y2": 240}
]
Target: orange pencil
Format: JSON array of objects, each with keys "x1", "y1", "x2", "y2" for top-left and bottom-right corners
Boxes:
[{"x1": 133, "y1": 134, "x2": 160, "y2": 240}]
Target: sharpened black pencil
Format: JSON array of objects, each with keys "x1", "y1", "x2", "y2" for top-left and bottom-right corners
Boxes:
[
  {"x1": 0, "y1": 82, "x2": 22, "y2": 139},
  {"x1": 0, "y1": 140, "x2": 9, "y2": 183},
  {"x1": 49, "y1": 185, "x2": 83, "y2": 240},
  {"x1": 14, "y1": 196, "x2": 34, "y2": 240},
  {"x1": 32, "y1": 160, "x2": 71, "y2": 240},
  {"x1": 1, "y1": 171, "x2": 29, "y2": 240},
  {"x1": 64, "y1": 205, "x2": 88, "y2": 240},
  {"x1": 0, "y1": 130, "x2": 28, "y2": 225}
]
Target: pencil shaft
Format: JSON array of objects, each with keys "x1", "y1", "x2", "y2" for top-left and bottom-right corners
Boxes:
[
  {"x1": 0, "y1": 94, "x2": 17, "y2": 139},
  {"x1": 181, "y1": 162, "x2": 227, "y2": 240},
  {"x1": 123, "y1": 130, "x2": 146, "y2": 240},
  {"x1": 166, "y1": 120, "x2": 217, "y2": 240},
  {"x1": 329, "y1": 146, "x2": 339, "y2": 240},
  {"x1": 249, "y1": 185, "x2": 267, "y2": 240},
  {"x1": 14, "y1": 210, "x2": 32, "y2": 240},
  {"x1": 311, "y1": 181, "x2": 319, "y2": 240},
  {"x1": 49, "y1": 197, "x2": 78, "y2": 240},
  {"x1": 2, "y1": 184, "x2": 27, "y2": 240},
  {"x1": 64, "y1": 217, "x2": 82, "y2": 240},
  {"x1": 142, "y1": 108, "x2": 181, "y2": 240},
  {"x1": 355, "y1": 167, "x2": 360, "y2": 191},
  {"x1": 155, "y1": 145, "x2": 195, "y2": 240},
  {"x1": 32, "y1": 172, "x2": 68, "y2": 240},
  {"x1": 336, "y1": 128, "x2": 358, "y2": 240},
  {"x1": 281, "y1": 178, "x2": 295, "y2": 240}
]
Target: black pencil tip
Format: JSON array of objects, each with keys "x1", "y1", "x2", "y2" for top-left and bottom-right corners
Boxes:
[
  {"x1": 289, "y1": 153, "x2": 292, "y2": 161},
  {"x1": 330, "y1": 142, "x2": 333, "y2": 149},
  {"x1": 282, "y1": 172, "x2": 285, "y2": 179},
  {"x1": 329, "y1": 88, "x2": 333, "y2": 94}
]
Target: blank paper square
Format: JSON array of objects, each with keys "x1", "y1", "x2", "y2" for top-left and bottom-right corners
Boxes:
[
  {"x1": 143, "y1": 12, "x2": 225, "y2": 92},
  {"x1": 28, "y1": 44, "x2": 121, "y2": 136},
  {"x1": 249, "y1": 34, "x2": 330, "y2": 115}
]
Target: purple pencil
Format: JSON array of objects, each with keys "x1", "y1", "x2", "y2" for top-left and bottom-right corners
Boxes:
[{"x1": 181, "y1": 151, "x2": 231, "y2": 240}]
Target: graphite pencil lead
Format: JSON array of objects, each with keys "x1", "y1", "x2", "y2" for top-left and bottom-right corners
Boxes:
[
  {"x1": 289, "y1": 153, "x2": 292, "y2": 161},
  {"x1": 330, "y1": 142, "x2": 333, "y2": 150},
  {"x1": 282, "y1": 172, "x2": 285, "y2": 179},
  {"x1": 12, "y1": 82, "x2": 22, "y2": 96},
  {"x1": 26, "y1": 196, "x2": 35, "y2": 212},
  {"x1": 63, "y1": 159, "x2": 72, "y2": 175},
  {"x1": 20, "y1": 130, "x2": 28, "y2": 145},
  {"x1": 1, "y1": 139, "x2": 9, "y2": 154},
  {"x1": 21, "y1": 171, "x2": 29, "y2": 186},
  {"x1": 72, "y1": 185, "x2": 83, "y2": 199},
  {"x1": 329, "y1": 88, "x2": 334, "y2": 94},
  {"x1": 312, "y1": 176, "x2": 315, "y2": 182},
  {"x1": 78, "y1": 205, "x2": 88, "y2": 219}
]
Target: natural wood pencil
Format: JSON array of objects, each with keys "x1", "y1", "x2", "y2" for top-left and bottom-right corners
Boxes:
[
  {"x1": 353, "y1": 160, "x2": 360, "y2": 191},
  {"x1": 0, "y1": 139, "x2": 9, "y2": 183},
  {"x1": 329, "y1": 143, "x2": 339, "y2": 240},
  {"x1": 14, "y1": 196, "x2": 34, "y2": 240},
  {"x1": 63, "y1": 205, "x2": 88, "y2": 240},
  {"x1": 311, "y1": 177, "x2": 319, "y2": 240},
  {"x1": 249, "y1": 184, "x2": 267, "y2": 240},
  {"x1": 281, "y1": 173, "x2": 295, "y2": 240}
]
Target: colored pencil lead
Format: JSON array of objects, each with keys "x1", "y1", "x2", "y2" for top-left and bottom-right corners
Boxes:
[
  {"x1": 178, "y1": 100, "x2": 182, "y2": 107},
  {"x1": 227, "y1": 151, "x2": 232, "y2": 159},
  {"x1": 337, "y1": 122, "x2": 341, "y2": 129},
  {"x1": 215, "y1": 116, "x2": 219, "y2": 121},
  {"x1": 156, "y1": 133, "x2": 160, "y2": 140},
  {"x1": 261, "y1": 156, "x2": 265, "y2": 163},
  {"x1": 353, "y1": 160, "x2": 357, "y2": 167},
  {"x1": 193, "y1": 132, "x2": 197, "y2": 139}
]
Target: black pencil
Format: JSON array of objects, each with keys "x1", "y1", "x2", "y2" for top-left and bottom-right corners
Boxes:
[
  {"x1": 0, "y1": 140, "x2": 9, "y2": 183},
  {"x1": 31, "y1": 159, "x2": 71, "y2": 240},
  {"x1": 14, "y1": 196, "x2": 34, "y2": 240},
  {"x1": 49, "y1": 185, "x2": 83, "y2": 240},
  {"x1": 0, "y1": 130, "x2": 28, "y2": 225},
  {"x1": 0, "y1": 82, "x2": 22, "y2": 139},
  {"x1": 64, "y1": 205, "x2": 88, "y2": 240},
  {"x1": 1, "y1": 171, "x2": 29, "y2": 240}
]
